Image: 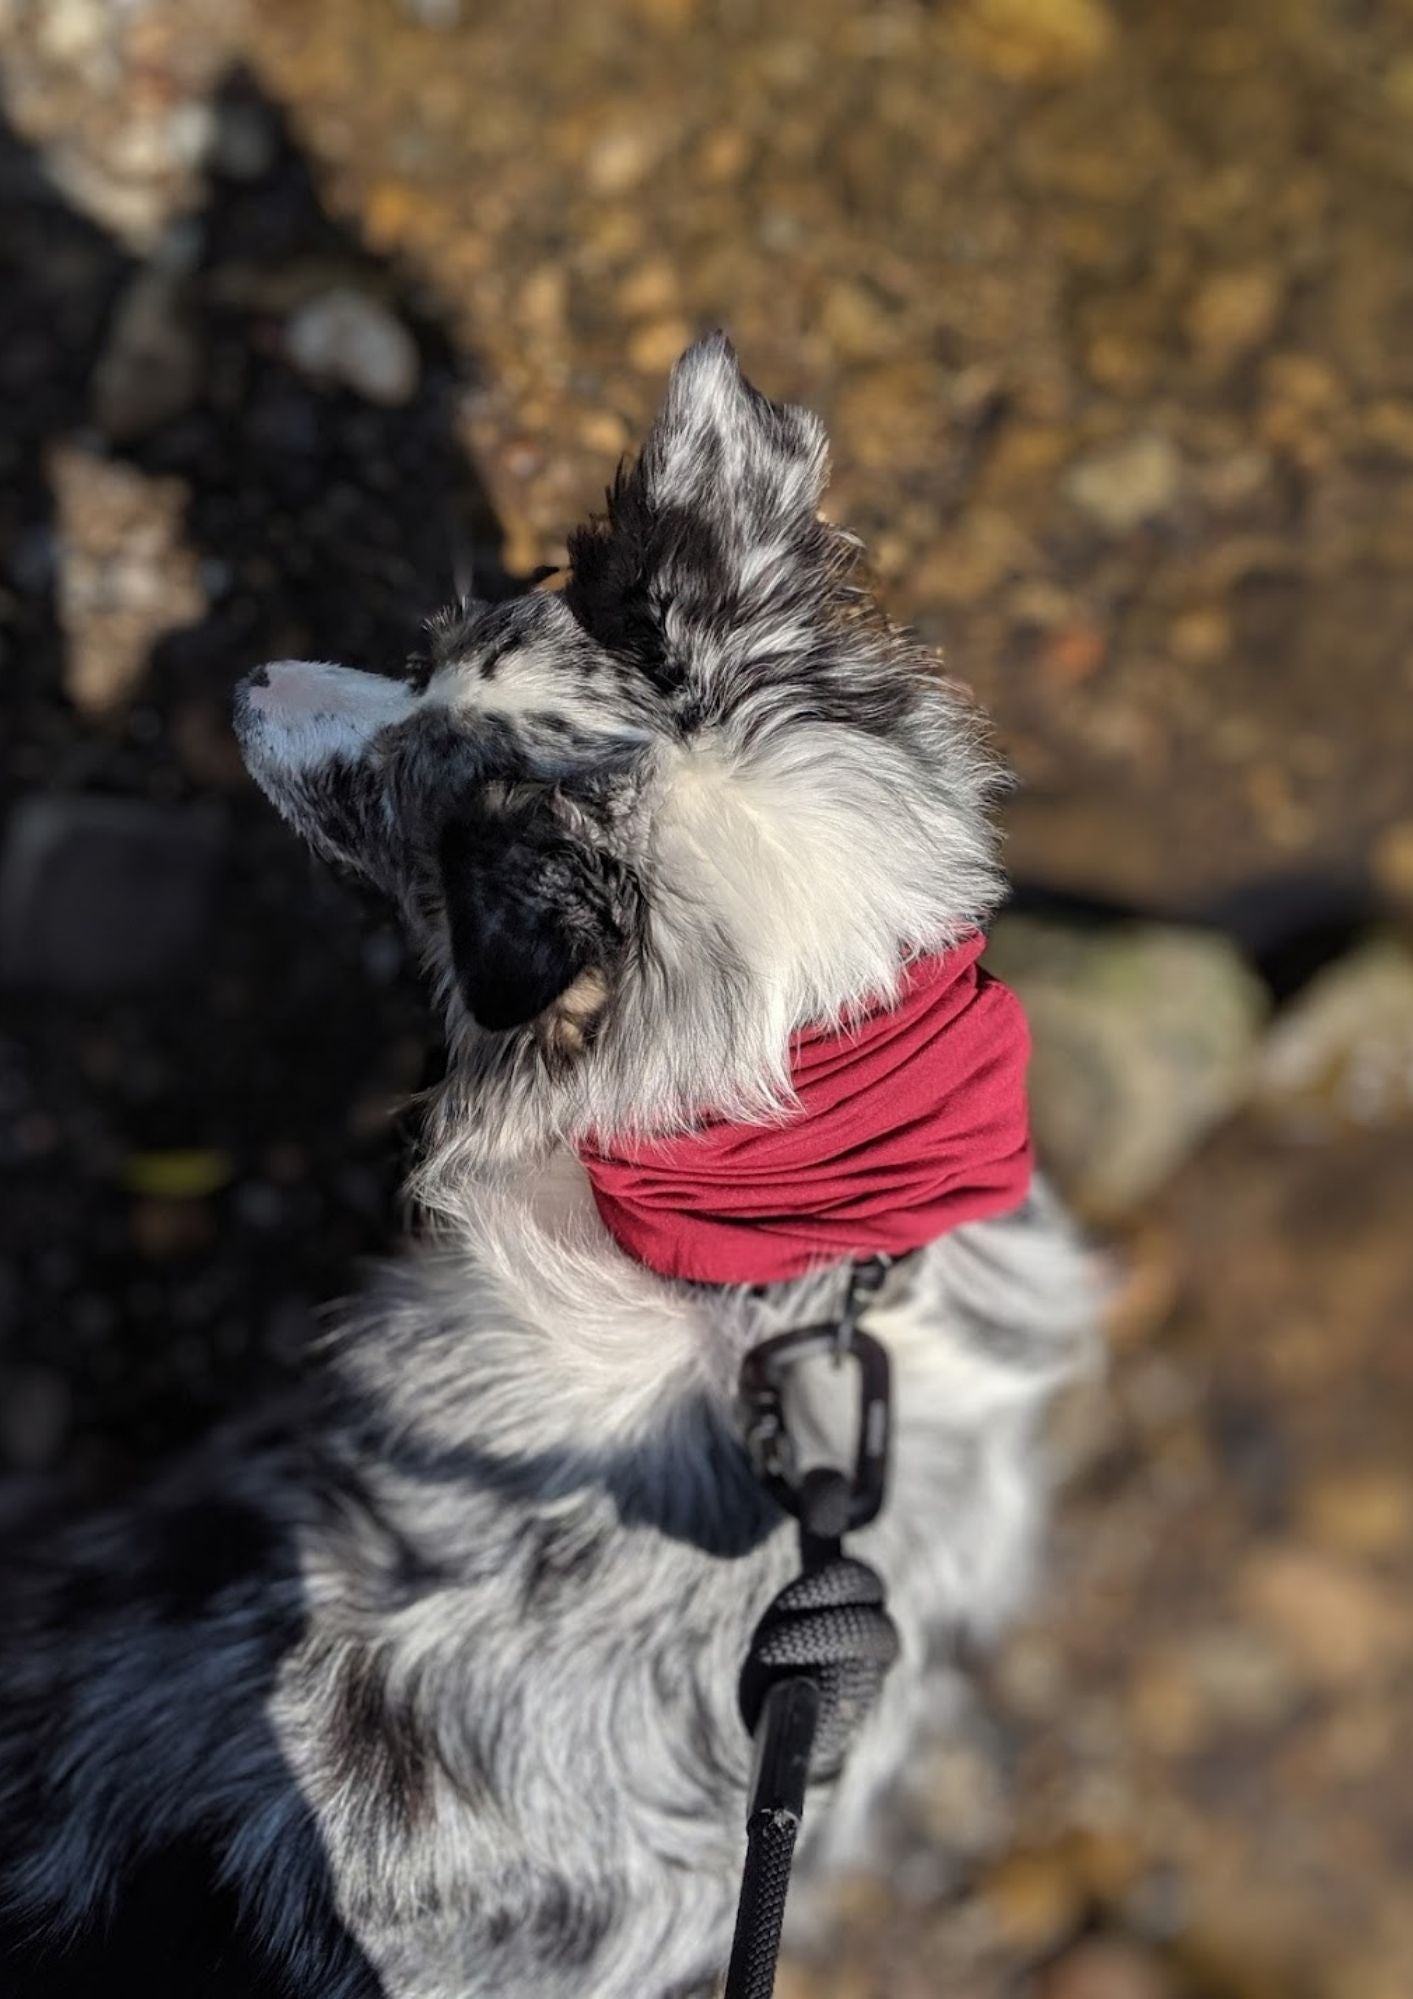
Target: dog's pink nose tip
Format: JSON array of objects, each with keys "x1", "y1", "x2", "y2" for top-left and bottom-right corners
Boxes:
[
  {"x1": 243, "y1": 660, "x2": 335, "y2": 720},
  {"x1": 234, "y1": 660, "x2": 420, "y2": 751}
]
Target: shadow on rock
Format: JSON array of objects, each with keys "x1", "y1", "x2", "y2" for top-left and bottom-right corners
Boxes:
[{"x1": 0, "y1": 67, "x2": 513, "y2": 1472}]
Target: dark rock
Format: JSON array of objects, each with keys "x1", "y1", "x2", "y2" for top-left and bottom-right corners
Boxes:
[
  {"x1": 285, "y1": 287, "x2": 420, "y2": 407},
  {"x1": 0, "y1": 795, "x2": 224, "y2": 995},
  {"x1": 985, "y1": 915, "x2": 1267, "y2": 1219},
  {"x1": 92, "y1": 265, "x2": 202, "y2": 443},
  {"x1": 0, "y1": 1363, "x2": 71, "y2": 1472}
]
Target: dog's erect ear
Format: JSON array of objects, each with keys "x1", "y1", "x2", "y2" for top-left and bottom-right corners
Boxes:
[
  {"x1": 437, "y1": 798, "x2": 615, "y2": 1042},
  {"x1": 636, "y1": 331, "x2": 828, "y2": 529},
  {"x1": 564, "y1": 333, "x2": 831, "y2": 685}
]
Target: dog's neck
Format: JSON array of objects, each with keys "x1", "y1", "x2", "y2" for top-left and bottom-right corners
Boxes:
[
  {"x1": 334, "y1": 1128, "x2": 1089, "y2": 1583},
  {"x1": 576, "y1": 938, "x2": 1031, "y2": 1286},
  {"x1": 365, "y1": 935, "x2": 1032, "y2": 1493},
  {"x1": 336, "y1": 1139, "x2": 867, "y2": 1487}
]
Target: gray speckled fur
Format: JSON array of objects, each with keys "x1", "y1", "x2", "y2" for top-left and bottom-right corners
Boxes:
[{"x1": 0, "y1": 337, "x2": 1097, "y2": 1997}]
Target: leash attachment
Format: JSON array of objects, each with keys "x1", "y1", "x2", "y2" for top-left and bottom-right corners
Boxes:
[
  {"x1": 738, "y1": 1257, "x2": 893, "y2": 1539},
  {"x1": 724, "y1": 1263, "x2": 899, "y2": 1999}
]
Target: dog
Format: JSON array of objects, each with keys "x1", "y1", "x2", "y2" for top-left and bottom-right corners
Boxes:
[{"x1": 0, "y1": 335, "x2": 1096, "y2": 1997}]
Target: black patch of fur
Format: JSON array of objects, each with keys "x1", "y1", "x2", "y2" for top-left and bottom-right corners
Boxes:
[
  {"x1": 565, "y1": 488, "x2": 736, "y2": 697},
  {"x1": 327, "y1": 1645, "x2": 434, "y2": 1834},
  {"x1": 53, "y1": 1555, "x2": 129, "y2": 1625},
  {"x1": 530, "y1": 1876, "x2": 616, "y2": 1969},
  {"x1": 520, "y1": 1516, "x2": 607, "y2": 1611},
  {"x1": 484, "y1": 1905, "x2": 515, "y2": 1949},
  {"x1": 437, "y1": 794, "x2": 621, "y2": 1032},
  {"x1": 295, "y1": 752, "x2": 385, "y2": 876},
  {"x1": 0, "y1": 1837, "x2": 386, "y2": 1999},
  {"x1": 152, "y1": 1497, "x2": 282, "y2": 1621}
]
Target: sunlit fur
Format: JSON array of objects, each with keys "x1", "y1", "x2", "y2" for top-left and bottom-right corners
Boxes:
[{"x1": 0, "y1": 337, "x2": 1097, "y2": 1998}]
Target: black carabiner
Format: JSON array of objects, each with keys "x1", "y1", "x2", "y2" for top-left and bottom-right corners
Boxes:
[{"x1": 737, "y1": 1260, "x2": 893, "y2": 1535}]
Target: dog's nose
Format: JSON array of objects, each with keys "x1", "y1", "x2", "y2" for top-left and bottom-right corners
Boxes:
[
  {"x1": 239, "y1": 660, "x2": 327, "y2": 720},
  {"x1": 233, "y1": 660, "x2": 421, "y2": 757}
]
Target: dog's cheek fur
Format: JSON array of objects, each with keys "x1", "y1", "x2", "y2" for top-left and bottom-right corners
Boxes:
[{"x1": 282, "y1": 754, "x2": 397, "y2": 889}]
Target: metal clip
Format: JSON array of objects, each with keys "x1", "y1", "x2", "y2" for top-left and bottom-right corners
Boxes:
[{"x1": 738, "y1": 1260, "x2": 893, "y2": 1534}]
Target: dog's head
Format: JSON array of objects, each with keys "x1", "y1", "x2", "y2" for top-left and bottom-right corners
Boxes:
[{"x1": 234, "y1": 335, "x2": 1003, "y2": 1162}]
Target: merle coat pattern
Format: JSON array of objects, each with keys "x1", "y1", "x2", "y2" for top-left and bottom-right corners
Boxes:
[{"x1": 0, "y1": 337, "x2": 1096, "y2": 1998}]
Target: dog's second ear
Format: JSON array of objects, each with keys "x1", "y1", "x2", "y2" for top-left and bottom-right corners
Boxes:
[{"x1": 437, "y1": 797, "x2": 615, "y2": 1046}]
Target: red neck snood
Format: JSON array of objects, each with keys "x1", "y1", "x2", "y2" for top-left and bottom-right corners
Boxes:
[{"x1": 578, "y1": 933, "x2": 1033, "y2": 1286}]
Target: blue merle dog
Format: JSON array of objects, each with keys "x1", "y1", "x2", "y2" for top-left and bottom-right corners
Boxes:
[{"x1": 0, "y1": 337, "x2": 1095, "y2": 1997}]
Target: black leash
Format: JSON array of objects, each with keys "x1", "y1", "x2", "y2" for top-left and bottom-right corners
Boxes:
[{"x1": 723, "y1": 1259, "x2": 901, "y2": 1999}]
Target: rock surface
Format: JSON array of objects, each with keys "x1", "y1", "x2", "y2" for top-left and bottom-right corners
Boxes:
[
  {"x1": 48, "y1": 444, "x2": 205, "y2": 714},
  {"x1": 1064, "y1": 434, "x2": 1183, "y2": 535},
  {"x1": 1256, "y1": 935, "x2": 1413, "y2": 1134},
  {"x1": 985, "y1": 917, "x2": 1267, "y2": 1219},
  {"x1": 92, "y1": 263, "x2": 202, "y2": 442},
  {"x1": 285, "y1": 286, "x2": 420, "y2": 405},
  {"x1": 0, "y1": 795, "x2": 224, "y2": 994}
]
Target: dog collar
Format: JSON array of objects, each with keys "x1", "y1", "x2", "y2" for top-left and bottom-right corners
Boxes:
[{"x1": 578, "y1": 932, "x2": 1032, "y2": 1286}]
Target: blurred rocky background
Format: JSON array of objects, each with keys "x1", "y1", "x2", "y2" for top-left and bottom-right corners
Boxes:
[{"x1": 1, "y1": 3, "x2": 1410, "y2": 1995}]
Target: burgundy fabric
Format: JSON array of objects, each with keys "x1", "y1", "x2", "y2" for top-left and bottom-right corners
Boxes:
[{"x1": 579, "y1": 934, "x2": 1033, "y2": 1284}]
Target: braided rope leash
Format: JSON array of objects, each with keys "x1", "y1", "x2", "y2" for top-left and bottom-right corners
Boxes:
[{"x1": 723, "y1": 1263, "x2": 901, "y2": 1999}]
